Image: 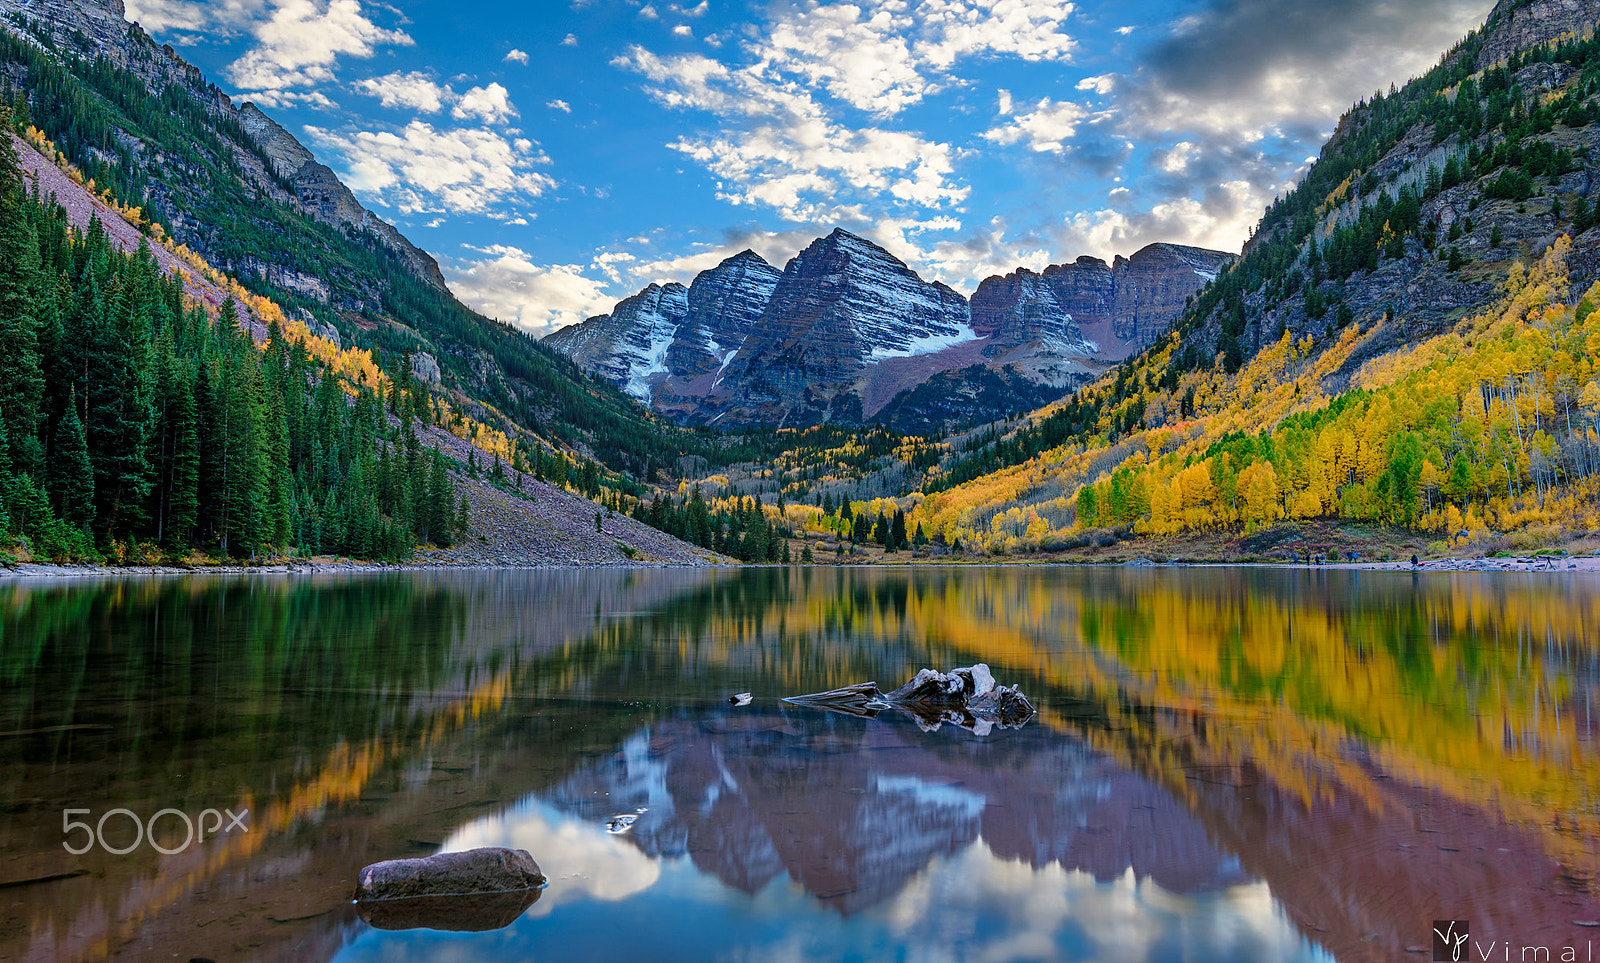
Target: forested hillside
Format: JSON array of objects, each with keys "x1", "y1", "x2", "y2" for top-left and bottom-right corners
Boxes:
[
  {"x1": 0, "y1": 6, "x2": 728, "y2": 484},
  {"x1": 0, "y1": 122, "x2": 467, "y2": 562},
  {"x1": 781, "y1": 1, "x2": 1600, "y2": 559}
]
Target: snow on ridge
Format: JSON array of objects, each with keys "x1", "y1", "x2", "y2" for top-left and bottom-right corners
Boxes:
[
  {"x1": 618, "y1": 284, "x2": 688, "y2": 404},
  {"x1": 869, "y1": 322, "x2": 980, "y2": 361}
]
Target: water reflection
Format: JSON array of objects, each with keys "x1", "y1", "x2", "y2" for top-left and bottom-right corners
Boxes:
[
  {"x1": 0, "y1": 567, "x2": 1597, "y2": 962},
  {"x1": 339, "y1": 709, "x2": 1316, "y2": 963}
]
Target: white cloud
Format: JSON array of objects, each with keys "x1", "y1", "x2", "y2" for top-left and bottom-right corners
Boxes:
[
  {"x1": 245, "y1": 88, "x2": 339, "y2": 109},
  {"x1": 759, "y1": 4, "x2": 926, "y2": 116},
  {"x1": 672, "y1": 24, "x2": 693, "y2": 37},
  {"x1": 913, "y1": 0, "x2": 1078, "y2": 71},
  {"x1": 353, "y1": 75, "x2": 519, "y2": 124},
  {"x1": 562, "y1": 33, "x2": 579, "y2": 46},
  {"x1": 1116, "y1": 25, "x2": 1136, "y2": 35},
  {"x1": 1159, "y1": 141, "x2": 1199, "y2": 173},
  {"x1": 227, "y1": 0, "x2": 412, "y2": 100},
  {"x1": 547, "y1": 99, "x2": 573, "y2": 113},
  {"x1": 750, "y1": 0, "x2": 1077, "y2": 117},
  {"x1": 125, "y1": 0, "x2": 264, "y2": 37},
  {"x1": 1056, "y1": 179, "x2": 1262, "y2": 257},
  {"x1": 1075, "y1": 74, "x2": 1115, "y2": 95},
  {"x1": 670, "y1": 1, "x2": 708, "y2": 15},
  {"x1": 452, "y1": 82, "x2": 518, "y2": 124},
  {"x1": 983, "y1": 98, "x2": 1088, "y2": 153},
  {"x1": 609, "y1": 1, "x2": 1087, "y2": 234},
  {"x1": 306, "y1": 121, "x2": 555, "y2": 215},
  {"x1": 591, "y1": 251, "x2": 637, "y2": 284},
  {"x1": 504, "y1": 48, "x2": 530, "y2": 64},
  {"x1": 442, "y1": 246, "x2": 617, "y2": 335},
  {"x1": 639, "y1": 3, "x2": 658, "y2": 18},
  {"x1": 354, "y1": 70, "x2": 449, "y2": 112},
  {"x1": 616, "y1": 45, "x2": 965, "y2": 223}
]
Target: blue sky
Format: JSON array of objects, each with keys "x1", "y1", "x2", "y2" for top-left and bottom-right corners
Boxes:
[{"x1": 121, "y1": 0, "x2": 1497, "y2": 335}]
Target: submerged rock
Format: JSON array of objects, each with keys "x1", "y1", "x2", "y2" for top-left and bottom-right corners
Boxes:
[
  {"x1": 354, "y1": 847, "x2": 545, "y2": 902},
  {"x1": 357, "y1": 888, "x2": 542, "y2": 932}
]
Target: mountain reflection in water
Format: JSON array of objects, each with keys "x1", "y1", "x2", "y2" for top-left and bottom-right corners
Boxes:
[
  {"x1": 1, "y1": 567, "x2": 1597, "y2": 962},
  {"x1": 337, "y1": 708, "x2": 1312, "y2": 963}
]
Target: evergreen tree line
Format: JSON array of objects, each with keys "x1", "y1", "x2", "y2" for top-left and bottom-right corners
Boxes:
[
  {"x1": 810, "y1": 494, "x2": 931, "y2": 553},
  {"x1": 0, "y1": 128, "x2": 463, "y2": 562},
  {"x1": 629, "y1": 489, "x2": 795, "y2": 563}
]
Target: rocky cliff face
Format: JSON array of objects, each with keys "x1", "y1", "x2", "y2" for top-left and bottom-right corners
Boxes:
[
  {"x1": 1029, "y1": 243, "x2": 1232, "y2": 359},
  {"x1": 548, "y1": 232, "x2": 1231, "y2": 430},
  {"x1": 0, "y1": 0, "x2": 447, "y2": 293},
  {"x1": 542, "y1": 250, "x2": 781, "y2": 410},
  {"x1": 236, "y1": 104, "x2": 448, "y2": 290},
  {"x1": 1476, "y1": 0, "x2": 1600, "y2": 69},
  {"x1": 699, "y1": 229, "x2": 978, "y2": 427},
  {"x1": 544, "y1": 281, "x2": 690, "y2": 403}
]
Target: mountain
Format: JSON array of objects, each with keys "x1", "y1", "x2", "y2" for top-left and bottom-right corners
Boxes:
[
  {"x1": 0, "y1": 0, "x2": 737, "y2": 567},
  {"x1": 699, "y1": 228, "x2": 979, "y2": 428},
  {"x1": 547, "y1": 229, "x2": 1231, "y2": 431},
  {"x1": 542, "y1": 249, "x2": 782, "y2": 420},
  {"x1": 881, "y1": 0, "x2": 1600, "y2": 559}
]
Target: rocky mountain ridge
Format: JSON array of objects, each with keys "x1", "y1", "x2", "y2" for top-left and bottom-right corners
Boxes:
[
  {"x1": 547, "y1": 229, "x2": 1233, "y2": 431},
  {"x1": 0, "y1": 0, "x2": 446, "y2": 293}
]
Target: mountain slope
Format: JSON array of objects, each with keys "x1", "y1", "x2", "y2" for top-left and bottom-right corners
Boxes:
[
  {"x1": 0, "y1": 0, "x2": 704, "y2": 480},
  {"x1": 1, "y1": 123, "x2": 718, "y2": 566},
  {"x1": 542, "y1": 249, "x2": 784, "y2": 418},
  {"x1": 801, "y1": 0, "x2": 1600, "y2": 558}
]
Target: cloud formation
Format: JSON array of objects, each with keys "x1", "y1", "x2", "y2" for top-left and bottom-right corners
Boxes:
[
  {"x1": 983, "y1": 98, "x2": 1089, "y2": 153},
  {"x1": 227, "y1": 0, "x2": 413, "y2": 102},
  {"x1": 453, "y1": 82, "x2": 518, "y2": 123},
  {"x1": 306, "y1": 122, "x2": 555, "y2": 215},
  {"x1": 354, "y1": 73, "x2": 520, "y2": 123},
  {"x1": 611, "y1": 1, "x2": 1084, "y2": 228},
  {"x1": 1038, "y1": 0, "x2": 1495, "y2": 258},
  {"x1": 442, "y1": 246, "x2": 618, "y2": 335},
  {"x1": 124, "y1": 0, "x2": 264, "y2": 39}
]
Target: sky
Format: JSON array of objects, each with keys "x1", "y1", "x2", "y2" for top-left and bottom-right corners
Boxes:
[{"x1": 118, "y1": 0, "x2": 1500, "y2": 336}]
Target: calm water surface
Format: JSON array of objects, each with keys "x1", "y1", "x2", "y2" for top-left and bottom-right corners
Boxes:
[{"x1": 2, "y1": 566, "x2": 1598, "y2": 962}]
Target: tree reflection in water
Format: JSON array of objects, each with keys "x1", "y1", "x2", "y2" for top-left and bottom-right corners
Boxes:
[{"x1": 1, "y1": 567, "x2": 1595, "y2": 962}]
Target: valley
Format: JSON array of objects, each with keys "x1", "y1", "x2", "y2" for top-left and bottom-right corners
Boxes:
[{"x1": 2, "y1": 0, "x2": 1600, "y2": 572}]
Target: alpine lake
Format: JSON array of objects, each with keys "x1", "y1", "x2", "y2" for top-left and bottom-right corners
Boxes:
[{"x1": 2, "y1": 565, "x2": 1599, "y2": 963}]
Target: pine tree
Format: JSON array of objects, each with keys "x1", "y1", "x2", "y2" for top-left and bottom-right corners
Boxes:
[
  {"x1": 0, "y1": 121, "x2": 45, "y2": 477},
  {"x1": 428, "y1": 449, "x2": 454, "y2": 547},
  {"x1": 49, "y1": 388, "x2": 94, "y2": 525},
  {"x1": 149, "y1": 336, "x2": 198, "y2": 549}
]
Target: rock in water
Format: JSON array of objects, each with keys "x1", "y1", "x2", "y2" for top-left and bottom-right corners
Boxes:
[
  {"x1": 784, "y1": 664, "x2": 1034, "y2": 733},
  {"x1": 357, "y1": 889, "x2": 543, "y2": 932},
  {"x1": 354, "y1": 847, "x2": 545, "y2": 902},
  {"x1": 883, "y1": 664, "x2": 996, "y2": 705}
]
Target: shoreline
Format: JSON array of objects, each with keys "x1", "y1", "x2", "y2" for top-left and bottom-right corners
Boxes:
[
  {"x1": 4, "y1": 554, "x2": 1598, "y2": 579},
  {"x1": 0, "y1": 558, "x2": 725, "y2": 579}
]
